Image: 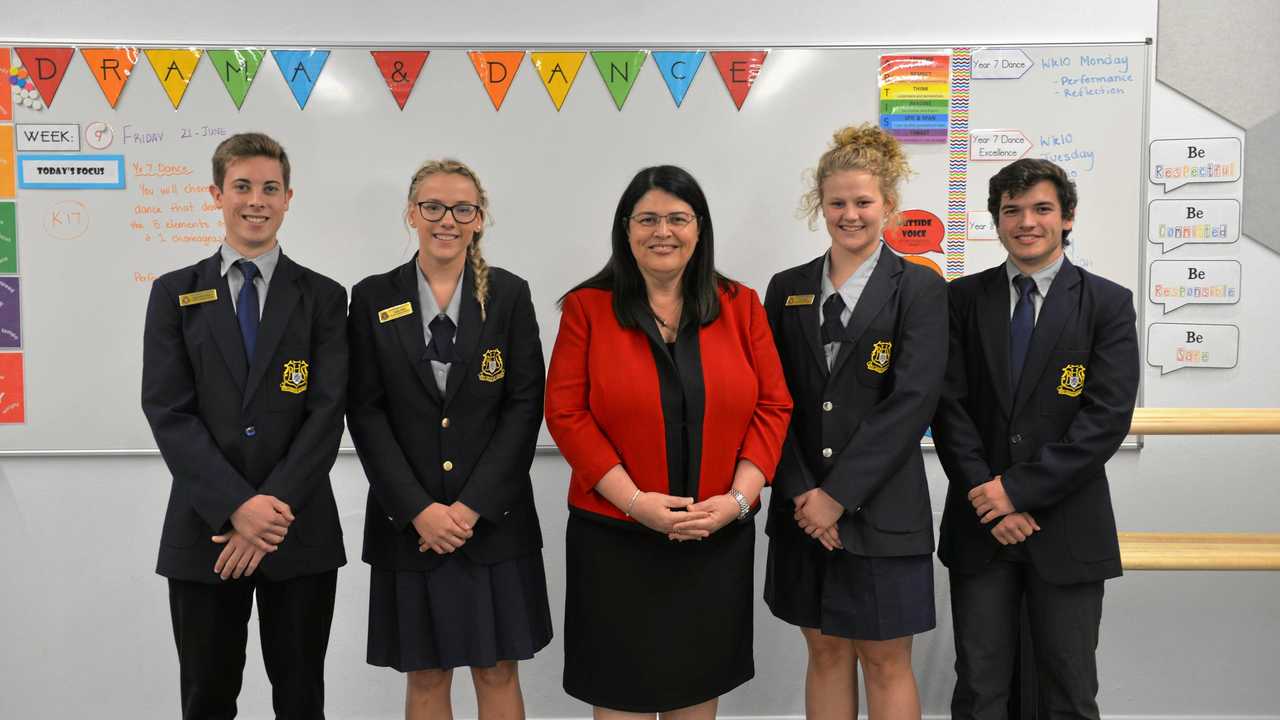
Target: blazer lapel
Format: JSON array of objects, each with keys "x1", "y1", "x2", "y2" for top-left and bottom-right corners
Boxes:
[
  {"x1": 976, "y1": 265, "x2": 1013, "y2": 418},
  {"x1": 198, "y1": 251, "x2": 248, "y2": 391},
  {"x1": 443, "y1": 263, "x2": 482, "y2": 407},
  {"x1": 243, "y1": 253, "x2": 300, "y2": 409},
  {"x1": 794, "y1": 256, "x2": 828, "y2": 378},
  {"x1": 1011, "y1": 259, "x2": 1081, "y2": 417},
  {"x1": 390, "y1": 258, "x2": 443, "y2": 404},
  {"x1": 829, "y1": 251, "x2": 899, "y2": 380}
]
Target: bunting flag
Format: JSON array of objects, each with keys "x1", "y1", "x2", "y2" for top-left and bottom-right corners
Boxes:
[
  {"x1": 0, "y1": 49, "x2": 11, "y2": 120},
  {"x1": 14, "y1": 47, "x2": 74, "y2": 108},
  {"x1": 711, "y1": 50, "x2": 767, "y2": 110},
  {"x1": 468, "y1": 51, "x2": 524, "y2": 111},
  {"x1": 591, "y1": 51, "x2": 646, "y2": 110},
  {"x1": 0, "y1": 352, "x2": 24, "y2": 424},
  {"x1": 272, "y1": 50, "x2": 330, "y2": 109},
  {"x1": 0, "y1": 126, "x2": 13, "y2": 197},
  {"x1": 530, "y1": 52, "x2": 586, "y2": 111},
  {"x1": 371, "y1": 51, "x2": 429, "y2": 110},
  {"x1": 652, "y1": 51, "x2": 705, "y2": 108},
  {"x1": 206, "y1": 49, "x2": 264, "y2": 109},
  {"x1": 80, "y1": 48, "x2": 139, "y2": 108},
  {"x1": 145, "y1": 48, "x2": 203, "y2": 109}
]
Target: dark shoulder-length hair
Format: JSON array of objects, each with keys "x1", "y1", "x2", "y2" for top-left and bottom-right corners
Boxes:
[{"x1": 560, "y1": 165, "x2": 736, "y2": 329}]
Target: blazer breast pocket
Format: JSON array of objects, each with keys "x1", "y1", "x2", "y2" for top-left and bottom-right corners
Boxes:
[
  {"x1": 1040, "y1": 349, "x2": 1090, "y2": 415},
  {"x1": 269, "y1": 354, "x2": 312, "y2": 411},
  {"x1": 471, "y1": 346, "x2": 509, "y2": 394},
  {"x1": 854, "y1": 334, "x2": 896, "y2": 388}
]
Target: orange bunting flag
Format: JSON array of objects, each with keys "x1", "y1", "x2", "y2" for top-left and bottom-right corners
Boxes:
[
  {"x1": 711, "y1": 50, "x2": 768, "y2": 110},
  {"x1": 80, "y1": 48, "x2": 140, "y2": 108},
  {"x1": 371, "y1": 51, "x2": 429, "y2": 110},
  {"x1": 0, "y1": 49, "x2": 11, "y2": 120},
  {"x1": 14, "y1": 47, "x2": 75, "y2": 108},
  {"x1": 468, "y1": 51, "x2": 525, "y2": 111}
]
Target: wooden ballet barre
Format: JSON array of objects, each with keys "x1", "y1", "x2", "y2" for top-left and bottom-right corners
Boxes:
[
  {"x1": 1119, "y1": 532, "x2": 1280, "y2": 571},
  {"x1": 1130, "y1": 408, "x2": 1280, "y2": 435}
]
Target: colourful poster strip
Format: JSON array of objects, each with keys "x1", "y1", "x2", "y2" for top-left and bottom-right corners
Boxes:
[
  {"x1": 469, "y1": 51, "x2": 524, "y2": 111},
  {"x1": 0, "y1": 276, "x2": 18, "y2": 348},
  {"x1": 530, "y1": 52, "x2": 586, "y2": 111},
  {"x1": 80, "y1": 48, "x2": 139, "y2": 108},
  {"x1": 0, "y1": 126, "x2": 13, "y2": 198},
  {"x1": 17, "y1": 154, "x2": 126, "y2": 189},
  {"x1": 145, "y1": 48, "x2": 202, "y2": 109},
  {"x1": 591, "y1": 51, "x2": 646, "y2": 110},
  {"x1": 652, "y1": 51, "x2": 705, "y2": 108},
  {"x1": 371, "y1": 51, "x2": 429, "y2": 110},
  {"x1": 0, "y1": 49, "x2": 11, "y2": 121},
  {"x1": 711, "y1": 50, "x2": 767, "y2": 110},
  {"x1": 272, "y1": 50, "x2": 330, "y2": 109},
  {"x1": 0, "y1": 202, "x2": 15, "y2": 274},
  {"x1": 14, "y1": 47, "x2": 74, "y2": 108},
  {"x1": 945, "y1": 48, "x2": 971, "y2": 280},
  {"x1": 207, "y1": 49, "x2": 264, "y2": 110},
  {"x1": 0, "y1": 352, "x2": 24, "y2": 424},
  {"x1": 880, "y1": 52, "x2": 951, "y2": 146}
]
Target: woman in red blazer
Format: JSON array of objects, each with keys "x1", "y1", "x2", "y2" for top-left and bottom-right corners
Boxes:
[{"x1": 546, "y1": 165, "x2": 792, "y2": 718}]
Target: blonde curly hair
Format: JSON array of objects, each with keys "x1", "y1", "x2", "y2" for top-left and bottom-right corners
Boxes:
[
  {"x1": 799, "y1": 123, "x2": 912, "y2": 231},
  {"x1": 406, "y1": 159, "x2": 493, "y2": 320}
]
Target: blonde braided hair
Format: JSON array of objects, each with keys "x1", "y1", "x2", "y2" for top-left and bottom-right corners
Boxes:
[
  {"x1": 799, "y1": 123, "x2": 912, "y2": 231},
  {"x1": 406, "y1": 159, "x2": 492, "y2": 320}
]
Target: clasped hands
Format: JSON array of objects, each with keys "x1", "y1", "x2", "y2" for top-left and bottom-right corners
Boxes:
[
  {"x1": 413, "y1": 501, "x2": 481, "y2": 555},
  {"x1": 629, "y1": 492, "x2": 739, "y2": 541},
  {"x1": 967, "y1": 475, "x2": 1040, "y2": 546},
  {"x1": 794, "y1": 488, "x2": 844, "y2": 551},
  {"x1": 211, "y1": 494, "x2": 294, "y2": 580}
]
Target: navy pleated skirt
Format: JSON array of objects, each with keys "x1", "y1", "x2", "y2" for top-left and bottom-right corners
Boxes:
[{"x1": 367, "y1": 551, "x2": 553, "y2": 672}]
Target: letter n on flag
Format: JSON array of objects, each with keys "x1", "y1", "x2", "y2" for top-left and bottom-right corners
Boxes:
[
  {"x1": 711, "y1": 50, "x2": 768, "y2": 110},
  {"x1": 371, "y1": 51, "x2": 429, "y2": 110}
]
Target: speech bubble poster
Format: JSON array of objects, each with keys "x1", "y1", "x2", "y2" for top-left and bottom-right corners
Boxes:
[
  {"x1": 1147, "y1": 322, "x2": 1239, "y2": 374},
  {"x1": 1148, "y1": 198, "x2": 1240, "y2": 252},
  {"x1": 1150, "y1": 137, "x2": 1242, "y2": 192},
  {"x1": 1149, "y1": 259, "x2": 1241, "y2": 313}
]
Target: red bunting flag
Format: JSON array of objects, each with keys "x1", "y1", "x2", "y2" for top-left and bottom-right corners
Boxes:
[
  {"x1": 14, "y1": 47, "x2": 75, "y2": 108},
  {"x1": 711, "y1": 50, "x2": 768, "y2": 110},
  {"x1": 371, "y1": 51, "x2": 429, "y2": 110}
]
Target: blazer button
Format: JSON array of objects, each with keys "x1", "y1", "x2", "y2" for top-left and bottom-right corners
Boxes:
[
  {"x1": 441, "y1": 417, "x2": 450, "y2": 428},
  {"x1": 822, "y1": 401, "x2": 833, "y2": 412},
  {"x1": 1010, "y1": 433, "x2": 1022, "y2": 445},
  {"x1": 822, "y1": 447, "x2": 833, "y2": 458},
  {"x1": 442, "y1": 460, "x2": 454, "y2": 471},
  {"x1": 244, "y1": 426, "x2": 256, "y2": 437}
]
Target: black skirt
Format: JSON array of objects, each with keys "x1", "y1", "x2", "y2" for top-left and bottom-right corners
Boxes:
[
  {"x1": 367, "y1": 551, "x2": 553, "y2": 672},
  {"x1": 563, "y1": 513, "x2": 756, "y2": 713},
  {"x1": 765, "y1": 514, "x2": 935, "y2": 641}
]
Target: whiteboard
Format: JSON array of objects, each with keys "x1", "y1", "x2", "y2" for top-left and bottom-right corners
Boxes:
[{"x1": 0, "y1": 42, "x2": 1149, "y2": 452}]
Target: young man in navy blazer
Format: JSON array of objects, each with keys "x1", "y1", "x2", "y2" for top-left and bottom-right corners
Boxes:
[
  {"x1": 142, "y1": 133, "x2": 347, "y2": 719},
  {"x1": 933, "y1": 158, "x2": 1139, "y2": 720}
]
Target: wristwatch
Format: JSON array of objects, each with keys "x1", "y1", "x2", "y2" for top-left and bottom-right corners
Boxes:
[{"x1": 727, "y1": 488, "x2": 750, "y2": 522}]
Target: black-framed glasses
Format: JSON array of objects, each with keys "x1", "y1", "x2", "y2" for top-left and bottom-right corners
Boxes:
[
  {"x1": 627, "y1": 212, "x2": 697, "y2": 229},
  {"x1": 417, "y1": 201, "x2": 480, "y2": 224}
]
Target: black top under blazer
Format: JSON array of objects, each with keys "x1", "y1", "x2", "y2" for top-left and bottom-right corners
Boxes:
[
  {"x1": 764, "y1": 250, "x2": 948, "y2": 557},
  {"x1": 142, "y1": 249, "x2": 349, "y2": 584},
  {"x1": 347, "y1": 258, "x2": 544, "y2": 571},
  {"x1": 933, "y1": 258, "x2": 1139, "y2": 585}
]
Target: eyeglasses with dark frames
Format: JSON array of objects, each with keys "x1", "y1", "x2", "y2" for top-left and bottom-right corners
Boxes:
[{"x1": 417, "y1": 201, "x2": 481, "y2": 224}]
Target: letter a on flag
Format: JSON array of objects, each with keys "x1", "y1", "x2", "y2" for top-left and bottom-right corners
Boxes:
[
  {"x1": 530, "y1": 51, "x2": 586, "y2": 111},
  {"x1": 469, "y1": 51, "x2": 525, "y2": 111},
  {"x1": 145, "y1": 49, "x2": 203, "y2": 109},
  {"x1": 711, "y1": 50, "x2": 768, "y2": 110},
  {"x1": 80, "y1": 48, "x2": 139, "y2": 108},
  {"x1": 272, "y1": 49, "x2": 330, "y2": 109},
  {"x1": 14, "y1": 47, "x2": 75, "y2": 108},
  {"x1": 371, "y1": 51, "x2": 429, "y2": 110}
]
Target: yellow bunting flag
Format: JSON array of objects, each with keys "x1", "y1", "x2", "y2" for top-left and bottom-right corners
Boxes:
[
  {"x1": 530, "y1": 51, "x2": 586, "y2": 111},
  {"x1": 468, "y1": 51, "x2": 525, "y2": 111},
  {"x1": 145, "y1": 48, "x2": 203, "y2": 109},
  {"x1": 81, "y1": 48, "x2": 139, "y2": 108}
]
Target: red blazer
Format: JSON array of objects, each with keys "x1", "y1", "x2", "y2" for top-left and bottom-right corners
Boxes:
[{"x1": 546, "y1": 283, "x2": 792, "y2": 523}]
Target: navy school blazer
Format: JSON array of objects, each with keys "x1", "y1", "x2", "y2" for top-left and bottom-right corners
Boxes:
[
  {"x1": 142, "y1": 249, "x2": 348, "y2": 583},
  {"x1": 764, "y1": 250, "x2": 948, "y2": 557},
  {"x1": 932, "y1": 257, "x2": 1139, "y2": 585},
  {"x1": 347, "y1": 258, "x2": 545, "y2": 570}
]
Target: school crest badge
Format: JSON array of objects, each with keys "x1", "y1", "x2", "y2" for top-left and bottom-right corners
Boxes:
[
  {"x1": 478, "y1": 349, "x2": 505, "y2": 382},
  {"x1": 280, "y1": 360, "x2": 309, "y2": 394},
  {"x1": 866, "y1": 341, "x2": 892, "y2": 374},
  {"x1": 1057, "y1": 363, "x2": 1086, "y2": 397}
]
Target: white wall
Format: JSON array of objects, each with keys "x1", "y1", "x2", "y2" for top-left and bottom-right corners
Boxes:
[{"x1": 4, "y1": 2, "x2": 1279, "y2": 718}]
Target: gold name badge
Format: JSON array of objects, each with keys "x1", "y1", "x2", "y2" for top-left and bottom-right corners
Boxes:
[
  {"x1": 178, "y1": 289, "x2": 218, "y2": 306},
  {"x1": 378, "y1": 302, "x2": 414, "y2": 323},
  {"x1": 785, "y1": 294, "x2": 815, "y2": 306}
]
